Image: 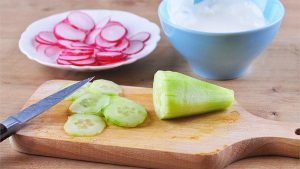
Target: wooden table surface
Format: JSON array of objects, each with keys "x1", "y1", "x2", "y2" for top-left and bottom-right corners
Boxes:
[{"x1": 0, "y1": 0, "x2": 299, "y2": 169}]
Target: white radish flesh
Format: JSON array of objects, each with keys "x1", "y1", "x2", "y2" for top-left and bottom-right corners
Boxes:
[
  {"x1": 67, "y1": 11, "x2": 95, "y2": 32},
  {"x1": 123, "y1": 40, "x2": 145, "y2": 55},
  {"x1": 35, "y1": 35, "x2": 54, "y2": 45},
  {"x1": 38, "y1": 31, "x2": 57, "y2": 44},
  {"x1": 130, "y1": 32, "x2": 151, "y2": 42},
  {"x1": 105, "y1": 38, "x2": 129, "y2": 52},
  {"x1": 44, "y1": 46, "x2": 61, "y2": 57},
  {"x1": 54, "y1": 22, "x2": 86, "y2": 42},
  {"x1": 36, "y1": 44, "x2": 51, "y2": 53},
  {"x1": 100, "y1": 25, "x2": 127, "y2": 42},
  {"x1": 96, "y1": 16, "x2": 111, "y2": 29},
  {"x1": 85, "y1": 28, "x2": 102, "y2": 45},
  {"x1": 96, "y1": 36, "x2": 117, "y2": 48},
  {"x1": 57, "y1": 40, "x2": 73, "y2": 48}
]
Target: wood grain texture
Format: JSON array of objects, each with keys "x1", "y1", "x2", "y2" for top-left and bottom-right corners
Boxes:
[
  {"x1": 10, "y1": 80, "x2": 300, "y2": 169},
  {"x1": 0, "y1": 0, "x2": 299, "y2": 168}
]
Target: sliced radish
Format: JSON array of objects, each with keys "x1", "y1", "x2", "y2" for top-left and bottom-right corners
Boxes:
[
  {"x1": 130, "y1": 32, "x2": 151, "y2": 42},
  {"x1": 57, "y1": 59, "x2": 72, "y2": 65},
  {"x1": 57, "y1": 40, "x2": 73, "y2": 48},
  {"x1": 96, "y1": 51, "x2": 126, "y2": 62},
  {"x1": 61, "y1": 49, "x2": 94, "y2": 56},
  {"x1": 59, "y1": 55, "x2": 91, "y2": 61},
  {"x1": 70, "y1": 57, "x2": 96, "y2": 66},
  {"x1": 44, "y1": 46, "x2": 61, "y2": 57},
  {"x1": 105, "y1": 38, "x2": 129, "y2": 52},
  {"x1": 123, "y1": 40, "x2": 145, "y2": 55},
  {"x1": 85, "y1": 28, "x2": 102, "y2": 45},
  {"x1": 67, "y1": 11, "x2": 95, "y2": 32},
  {"x1": 100, "y1": 24, "x2": 127, "y2": 42},
  {"x1": 71, "y1": 42, "x2": 93, "y2": 49},
  {"x1": 36, "y1": 44, "x2": 50, "y2": 53},
  {"x1": 106, "y1": 21, "x2": 124, "y2": 27},
  {"x1": 54, "y1": 22, "x2": 86, "y2": 42},
  {"x1": 33, "y1": 40, "x2": 40, "y2": 48},
  {"x1": 96, "y1": 36, "x2": 118, "y2": 48},
  {"x1": 33, "y1": 12, "x2": 151, "y2": 67},
  {"x1": 57, "y1": 40, "x2": 92, "y2": 50},
  {"x1": 96, "y1": 16, "x2": 111, "y2": 29},
  {"x1": 35, "y1": 43, "x2": 41, "y2": 51},
  {"x1": 38, "y1": 31, "x2": 57, "y2": 44},
  {"x1": 35, "y1": 35, "x2": 54, "y2": 45}
]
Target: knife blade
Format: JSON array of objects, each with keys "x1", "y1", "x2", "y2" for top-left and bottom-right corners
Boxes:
[{"x1": 0, "y1": 77, "x2": 94, "y2": 142}]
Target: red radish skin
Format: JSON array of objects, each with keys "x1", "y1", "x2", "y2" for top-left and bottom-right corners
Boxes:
[
  {"x1": 57, "y1": 40, "x2": 92, "y2": 50},
  {"x1": 123, "y1": 40, "x2": 145, "y2": 55},
  {"x1": 85, "y1": 28, "x2": 102, "y2": 45},
  {"x1": 61, "y1": 49, "x2": 94, "y2": 56},
  {"x1": 35, "y1": 35, "x2": 55, "y2": 45},
  {"x1": 70, "y1": 42, "x2": 94, "y2": 50},
  {"x1": 57, "y1": 59, "x2": 72, "y2": 65},
  {"x1": 67, "y1": 11, "x2": 95, "y2": 32},
  {"x1": 44, "y1": 46, "x2": 61, "y2": 57},
  {"x1": 71, "y1": 42, "x2": 93, "y2": 48},
  {"x1": 96, "y1": 36, "x2": 118, "y2": 48},
  {"x1": 105, "y1": 38, "x2": 129, "y2": 52},
  {"x1": 100, "y1": 24, "x2": 128, "y2": 42},
  {"x1": 59, "y1": 55, "x2": 91, "y2": 61},
  {"x1": 96, "y1": 16, "x2": 111, "y2": 29},
  {"x1": 130, "y1": 32, "x2": 151, "y2": 42},
  {"x1": 54, "y1": 22, "x2": 86, "y2": 42},
  {"x1": 37, "y1": 31, "x2": 57, "y2": 44},
  {"x1": 70, "y1": 58, "x2": 96, "y2": 66},
  {"x1": 57, "y1": 40, "x2": 73, "y2": 48},
  {"x1": 106, "y1": 21, "x2": 124, "y2": 27},
  {"x1": 96, "y1": 52, "x2": 127, "y2": 62}
]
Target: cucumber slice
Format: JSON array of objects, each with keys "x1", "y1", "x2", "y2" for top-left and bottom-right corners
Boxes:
[
  {"x1": 69, "y1": 93, "x2": 110, "y2": 116},
  {"x1": 64, "y1": 82, "x2": 91, "y2": 101},
  {"x1": 153, "y1": 71, "x2": 234, "y2": 119},
  {"x1": 89, "y1": 79, "x2": 122, "y2": 96},
  {"x1": 103, "y1": 96, "x2": 147, "y2": 128},
  {"x1": 64, "y1": 114, "x2": 106, "y2": 137}
]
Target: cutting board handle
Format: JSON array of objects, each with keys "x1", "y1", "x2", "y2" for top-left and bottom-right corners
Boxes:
[
  {"x1": 235, "y1": 120, "x2": 299, "y2": 159},
  {"x1": 218, "y1": 120, "x2": 300, "y2": 168}
]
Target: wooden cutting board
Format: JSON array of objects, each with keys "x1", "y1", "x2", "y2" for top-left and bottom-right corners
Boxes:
[{"x1": 10, "y1": 80, "x2": 300, "y2": 169}]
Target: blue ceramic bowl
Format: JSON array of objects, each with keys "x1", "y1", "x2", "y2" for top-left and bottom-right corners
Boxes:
[{"x1": 158, "y1": 0, "x2": 285, "y2": 80}]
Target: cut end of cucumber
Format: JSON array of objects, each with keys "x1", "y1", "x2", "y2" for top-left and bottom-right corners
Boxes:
[
  {"x1": 153, "y1": 71, "x2": 168, "y2": 119},
  {"x1": 153, "y1": 71, "x2": 235, "y2": 120}
]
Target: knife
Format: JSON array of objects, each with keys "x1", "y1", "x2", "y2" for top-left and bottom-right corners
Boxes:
[{"x1": 0, "y1": 77, "x2": 94, "y2": 142}]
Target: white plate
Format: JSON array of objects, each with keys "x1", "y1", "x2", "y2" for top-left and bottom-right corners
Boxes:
[{"x1": 19, "y1": 9, "x2": 161, "y2": 71}]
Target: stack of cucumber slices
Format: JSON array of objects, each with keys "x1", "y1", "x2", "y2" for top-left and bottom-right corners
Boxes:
[{"x1": 63, "y1": 79, "x2": 148, "y2": 137}]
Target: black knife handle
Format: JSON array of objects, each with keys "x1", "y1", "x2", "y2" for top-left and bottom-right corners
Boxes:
[{"x1": 0, "y1": 123, "x2": 9, "y2": 142}]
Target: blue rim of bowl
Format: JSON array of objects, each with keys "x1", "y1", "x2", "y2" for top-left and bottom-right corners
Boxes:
[{"x1": 158, "y1": 0, "x2": 285, "y2": 35}]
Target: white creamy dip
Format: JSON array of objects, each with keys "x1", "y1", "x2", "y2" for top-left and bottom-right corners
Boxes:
[{"x1": 167, "y1": 0, "x2": 266, "y2": 33}]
